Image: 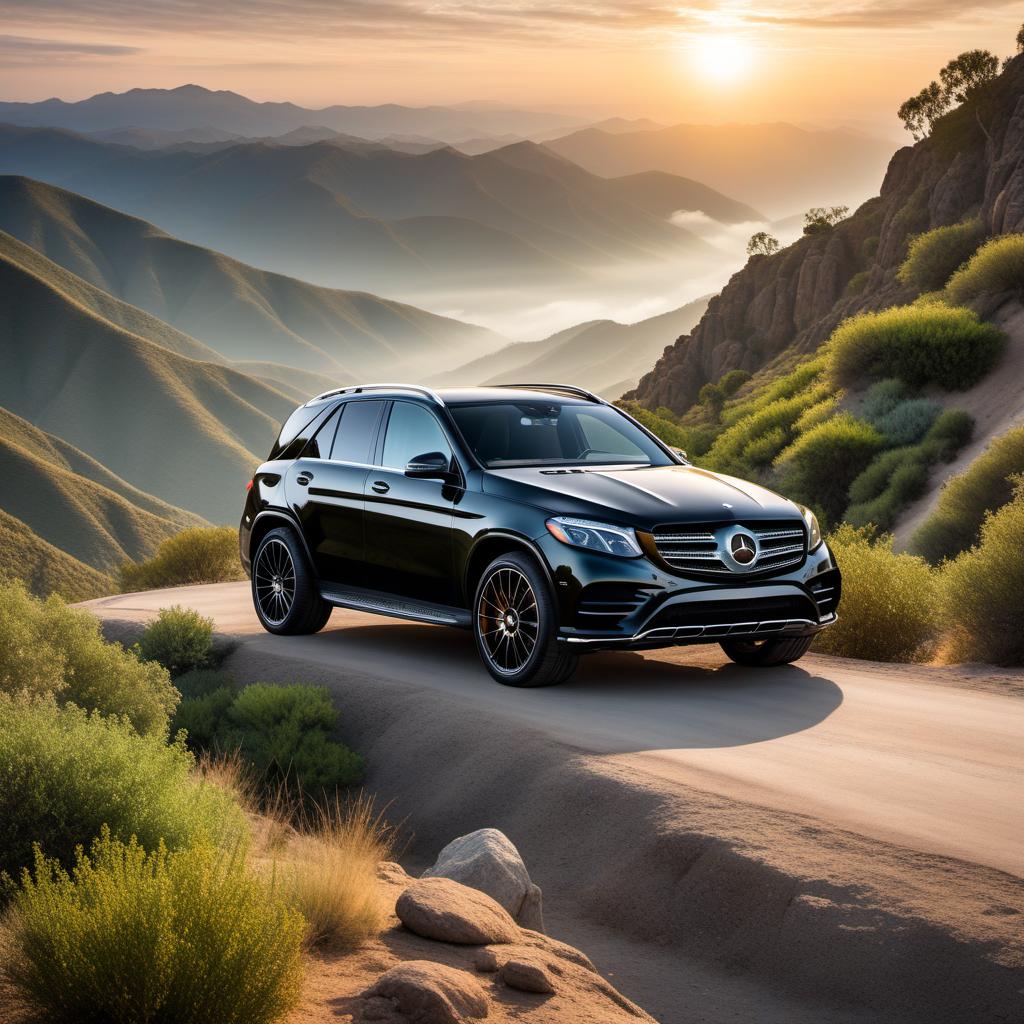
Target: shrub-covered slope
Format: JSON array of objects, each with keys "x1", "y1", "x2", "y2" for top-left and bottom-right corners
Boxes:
[{"x1": 627, "y1": 54, "x2": 1024, "y2": 414}]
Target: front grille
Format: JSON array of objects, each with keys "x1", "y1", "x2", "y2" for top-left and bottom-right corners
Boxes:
[
  {"x1": 576, "y1": 583, "x2": 654, "y2": 629},
  {"x1": 652, "y1": 520, "x2": 807, "y2": 579}
]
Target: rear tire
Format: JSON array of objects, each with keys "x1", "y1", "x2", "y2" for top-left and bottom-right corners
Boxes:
[
  {"x1": 251, "y1": 526, "x2": 331, "y2": 635},
  {"x1": 720, "y1": 635, "x2": 813, "y2": 667},
  {"x1": 473, "y1": 552, "x2": 578, "y2": 687}
]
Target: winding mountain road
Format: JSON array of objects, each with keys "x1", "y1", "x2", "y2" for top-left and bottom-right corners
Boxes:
[{"x1": 87, "y1": 581, "x2": 1024, "y2": 878}]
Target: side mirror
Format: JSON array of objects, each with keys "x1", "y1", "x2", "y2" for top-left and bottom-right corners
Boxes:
[{"x1": 405, "y1": 451, "x2": 451, "y2": 479}]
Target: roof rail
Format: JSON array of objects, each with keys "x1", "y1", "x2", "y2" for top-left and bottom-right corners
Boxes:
[
  {"x1": 492, "y1": 383, "x2": 605, "y2": 404},
  {"x1": 309, "y1": 383, "x2": 445, "y2": 406}
]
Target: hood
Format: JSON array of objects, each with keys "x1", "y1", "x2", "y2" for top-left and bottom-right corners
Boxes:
[{"x1": 482, "y1": 463, "x2": 801, "y2": 530}]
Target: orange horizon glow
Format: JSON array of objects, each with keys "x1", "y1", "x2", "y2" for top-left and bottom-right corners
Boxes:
[{"x1": 0, "y1": 3, "x2": 1019, "y2": 132}]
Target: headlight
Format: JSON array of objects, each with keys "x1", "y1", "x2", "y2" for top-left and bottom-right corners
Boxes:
[
  {"x1": 799, "y1": 505, "x2": 823, "y2": 551},
  {"x1": 545, "y1": 517, "x2": 642, "y2": 558}
]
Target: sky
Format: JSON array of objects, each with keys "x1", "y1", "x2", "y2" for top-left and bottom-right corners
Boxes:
[{"x1": 0, "y1": 1, "x2": 1020, "y2": 130}]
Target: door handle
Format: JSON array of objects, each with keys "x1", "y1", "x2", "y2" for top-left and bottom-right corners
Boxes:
[
  {"x1": 371, "y1": 480, "x2": 390, "y2": 494},
  {"x1": 296, "y1": 471, "x2": 314, "y2": 486}
]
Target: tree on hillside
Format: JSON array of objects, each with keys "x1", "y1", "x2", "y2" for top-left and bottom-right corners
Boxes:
[
  {"x1": 898, "y1": 82, "x2": 949, "y2": 141},
  {"x1": 939, "y1": 49, "x2": 999, "y2": 103},
  {"x1": 803, "y1": 206, "x2": 849, "y2": 235},
  {"x1": 1017, "y1": 24, "x2": 1024, "y2": 52},
  {"x1": 746, "y1": 231, "x2": 780, "y2": 257}
]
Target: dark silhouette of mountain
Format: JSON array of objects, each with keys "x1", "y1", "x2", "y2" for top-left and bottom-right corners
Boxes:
[
  {"x1": 0, "y1": 84, "x2": 582, "y2": 142},
  {"x1": 627, "y1": 56, "x2": 1024, "y2": 413},
  {"x1": 0, "y1": 229, "x2": 296, "y2": 522},
  {"x1": 0, "y1": 127, "x2": 754, "y2": 295},
  {"x1": 0, "y1": 176, "x2": 506, "y2": 377},
  {"x1": 546, "y1": 121, "x2": 896, "y2": 217},
  {"x1": 433, "y1": 295, "x2": 710, "y2": 398}
]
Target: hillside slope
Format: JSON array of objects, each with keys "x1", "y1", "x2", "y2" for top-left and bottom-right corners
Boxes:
[
  {"x1": 0, "y1": 176, "x2": 505, "y2": 377},
  {"x1": 0, "y1": 408, "x2": 204, "y2": 574},
  {"x1": 435, "y1": 296, "x2": 710, "y2": 398},
  {"x1": 0, "y1": 233, "x2": 296, "y2": 523},
  {"x1": 627, "y1": 56, "x2": 1024, "y2": 414}
]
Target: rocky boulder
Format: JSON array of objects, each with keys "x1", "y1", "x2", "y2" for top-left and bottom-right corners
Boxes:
[
  {"x1": 396, "y1": 877, "x2": 521, "y2": 945},
  {"x1": 422, "y1": 828, "x2": 545, "y2": 932},
  {"x1": 361, "y1": 961, "x2": 488, "y2": 1023}
]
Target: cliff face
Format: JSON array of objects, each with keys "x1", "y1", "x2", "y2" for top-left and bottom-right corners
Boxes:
[{"x1": 627, "y1": 56, "x2": 1024, "y2": 413}]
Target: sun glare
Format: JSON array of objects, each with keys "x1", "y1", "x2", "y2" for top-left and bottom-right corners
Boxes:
[{"x1": 692, "y1": 34, "x2": 755, "y2": 83}]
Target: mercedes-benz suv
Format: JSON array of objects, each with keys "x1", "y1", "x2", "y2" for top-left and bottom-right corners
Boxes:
[{"x1": 240, "y1": 383, "x2": 841, "y2": 686}]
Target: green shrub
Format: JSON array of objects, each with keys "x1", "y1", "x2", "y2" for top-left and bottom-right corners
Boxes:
[
  {"x1": 814, "y1": 526, "x2": 938, "y2": 661},
  {"x1": 741, "y1": 426, "x2": 788, "y2": 468},
  {"x1": 848, "y1": 447, "x2": 917, "y2": 505},
  {"x1": 174, "y1": 668, "x2": 237, "y2": 700},
  {"x1": 0, "y1": 695, "x2": 246, "y2": 882},
  {"x1": 920, "y1": 408, "x2": 974, "y2": 459},
  {"x1": 0, "y1": 582, "x2": 177, "y2": 736},
  {"x1": 826, "y1": 305, "x2": 1004, "y2": 390},
  {"x1": 912, "y1": 424, "x2": 1024, "y2": 561},
  {"x1": 138, "y1": 605, "x2": 215, "y2": 677},
  {"x1": 843, "y1": 269, "x2": 870, "y2": 297},
  {"x1": 945, "y1": 233, "x2": 1024, "y2": 305},
  {"x1": 3, "y1": 830, "x2": 304, "y2": 1024},
  {"x1": 846, "y1": 462, "x2": 930, "y2": 530},
  {"x1": 119, "y1": 526, "x2": 245, "y2": 592},
  {"x1": 939, "y1": 482, "x2": 1024, "y2": 665},
  {"x1": 897, "y1": 218, "x2": 985, "y2": 291},
  {"x1": 774, "y1": 413, "x2": 885, "y2": 526},
  {"x1": 859, "y1": 378, "x2": 905, "y2": 421},
  {"x1": 175, "y1": 683, "x2": 364, "y2": 793},
  {"x1": 872, "y1": 398, "x2": 941, "y2": 445}
]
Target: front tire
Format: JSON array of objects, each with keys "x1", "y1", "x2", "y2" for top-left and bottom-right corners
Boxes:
[
  {"x1": 473, "y1": 552, "x2": 578, "y2": 687},
  {"x1": 720, "y1": 635, "x2": 813, "y2": 667},
  {"x1": 251, "y1": 527, "x2": 331, "y2": 635}
]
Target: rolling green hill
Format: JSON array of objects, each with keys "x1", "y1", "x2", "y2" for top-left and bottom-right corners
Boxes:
[
  {"x1": 0, "y1": 230, "x2": 297, "y2": 523},
  {"x1": 0, "y1": 176, "x2": 505, "y2": 377}
]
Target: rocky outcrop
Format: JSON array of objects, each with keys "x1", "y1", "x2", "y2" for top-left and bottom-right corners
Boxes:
[
  {"x1": 422, "y1": 828, "x2": 545, "y2": 932},
  {"x1": 626, "y1": 55, "x2": 1024, "y2": 413},
  {"x1": 362, "y1": 961, "x2": 489, "y2": 1023},
  {"x1": 396, "y1": 877, "x2": 521, "y2": 945}
]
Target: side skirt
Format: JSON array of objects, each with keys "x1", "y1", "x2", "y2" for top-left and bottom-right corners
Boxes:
[{"x1": 319, "y1": 583, "x2": 472, "y2": 628}]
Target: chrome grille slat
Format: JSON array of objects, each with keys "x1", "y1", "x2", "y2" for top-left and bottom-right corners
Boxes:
[{"x1": 652, "y1": 520, "x2": 807, "y2": 579}]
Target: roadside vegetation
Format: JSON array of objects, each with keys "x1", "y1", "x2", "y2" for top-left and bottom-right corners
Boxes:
[
  {"x1": 945, "y1": 233, "x2": 1024, "y2": 306},
  {"x1": 120, "y1": 525, "x2": 245, "y2": 592},
  {"x1": 0, "y1": 582, "x2": 382, "y2": 1024}
]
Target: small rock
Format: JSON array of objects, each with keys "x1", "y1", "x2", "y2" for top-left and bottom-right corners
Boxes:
[
  {"x1": 423, "y1": 828, "x2": 545, "y2": 932},
  {"x1": 362, "y1": 961, "x2": 488, "y2": 1024},
  {"x1": 378, "y1": 861, "x2": 409, "y2": 885},
  {"x1": 500, "y1": 957, "x2": 556, "y2": 994},
  {"x1": 473, "y1": 949, "x2": 500, "y2": 973},
  {"x1": 396, "y1": 877, "x2": 520, "y2": 945}
]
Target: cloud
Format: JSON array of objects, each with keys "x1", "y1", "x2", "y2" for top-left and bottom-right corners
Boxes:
[{"x1": 0, "y1": 33, "x2": 142, "y2": 55}]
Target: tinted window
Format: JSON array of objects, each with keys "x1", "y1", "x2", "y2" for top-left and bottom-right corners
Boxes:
[
  {"x1": 381, "y1": 402, "x2": 452, "y2": 470},
  {"x1": 299, "y1": 405, "x2": 341, "y2": 459},
  {"x1": 271, "y1": 401, "x2": 334, "y2": 460},
  {"x1": 448, "y1": 401, "x2": 671, "y2": 468},
  {"x1": 330, "y1": 400, "x2": 384, "y2": 464}
]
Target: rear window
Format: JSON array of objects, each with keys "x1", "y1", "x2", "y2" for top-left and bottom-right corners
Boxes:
[{"x1": 270, "y1": 400, "x2": 335, "y2": 461}]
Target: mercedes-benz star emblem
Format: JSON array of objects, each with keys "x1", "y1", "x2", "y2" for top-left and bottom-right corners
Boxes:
[{"x1": 730, "y1": 533, "x2": 757, "y2": 565}]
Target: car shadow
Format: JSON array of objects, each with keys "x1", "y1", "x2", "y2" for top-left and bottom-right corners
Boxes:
[{"x1": 308, "y1": 618, "x2": 843, "y2": 751}]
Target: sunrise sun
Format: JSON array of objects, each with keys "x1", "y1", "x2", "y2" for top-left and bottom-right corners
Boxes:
[{"x1": 692, "y1": 34, "x2": 755, "y2": 82}]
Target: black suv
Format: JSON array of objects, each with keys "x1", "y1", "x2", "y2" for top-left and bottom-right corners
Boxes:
[{"x1": 240, "y1": 384, "x2": 841, "y2": 686}]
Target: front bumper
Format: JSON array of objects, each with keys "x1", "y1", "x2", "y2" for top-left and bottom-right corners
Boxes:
[{"x1": 536, "y1": 533, "x2": 841, "y2": 651}]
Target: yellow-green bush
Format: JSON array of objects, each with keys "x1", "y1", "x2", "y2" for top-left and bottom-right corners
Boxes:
[
  {"x1": 0, "y1": 694, "x2": 246, "y2": 882},
  {"x1": 912, "y1": 424, "x2": 1024, "y2": 562},
  {"x1": 137, "y1": 605, "x2": 215, "y2": 678},
  {"x1": 897, "y1": 218, "x2": 985, "y2": 291},
  {"x1": 3, "y1": 830, "x2": 303, "y2": 1024},
  {"x1": 774, "y1": 413, "x2": 885, "y2": 526},
  {"x1": 939, "y1": 482, "x2": 1024, "y2": 665},
  {"x1": 945, "y1": 233, "x2": 1024, "y2": 306},
  {"x1": 814, "y1": 526, "x2": 939, "y2": 661},
  {"x1": 120, "y1": 526, "x2": 244, "y2": 593},
  {"x1": 826, "y1": 305, "x2": 1004, "y2": 390},
  {"x1": 0, "y1": 581, "x2": 177, "y2": 736}
]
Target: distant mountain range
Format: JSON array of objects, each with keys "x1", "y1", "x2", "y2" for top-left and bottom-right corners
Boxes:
[
  {"x1": 0, "y1": 85, "x2": 583, "y2": 143},
  {"x1": 546, "y1": 121, "x2": 896, "y2": 218},
  {"x1": 0, "y1": 176, "x2": 505, "y2": 379},
  {"x1": 432, "y1": 296, "x2": 710, "y2": 399},
  {"x1": 0, "y1": 126, "x2": 757, "y2": 305}
]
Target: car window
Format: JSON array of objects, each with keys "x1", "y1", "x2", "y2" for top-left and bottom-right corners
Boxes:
[
  {"x1": 330, "y1": 400, "x2": 384, "y2": 464},
  {"x1": 381, "y1": 402, "x2": 452, "y2": 470},
  {"x1": 298, "y1": 405, "x2": 342, "y2": 460},
  {"x1": 576, "y1": 412, "x2": 648, "y2": 461}
]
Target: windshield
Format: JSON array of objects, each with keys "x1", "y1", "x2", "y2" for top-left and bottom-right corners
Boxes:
[{"x1": 447, "y1": 400, "x2": 673, "y2": 469}]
